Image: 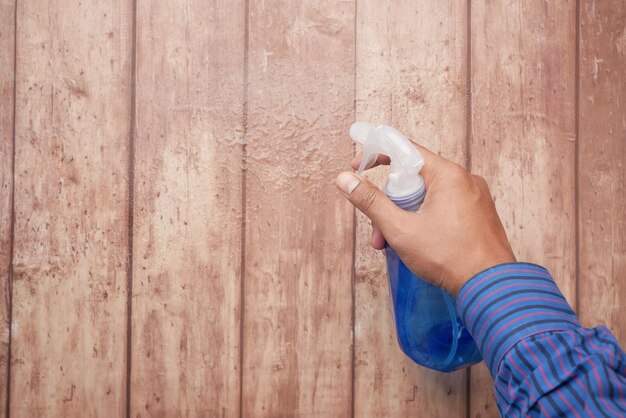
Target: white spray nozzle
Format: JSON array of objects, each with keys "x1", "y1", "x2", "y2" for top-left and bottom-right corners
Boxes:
[{"x1": 350, "y1": 121, "x2": 425, "y2": 199}]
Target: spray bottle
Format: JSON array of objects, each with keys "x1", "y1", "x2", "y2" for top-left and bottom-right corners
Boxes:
[{"x1": 350, "y1": 121, "x2": 482, "y2": 372}]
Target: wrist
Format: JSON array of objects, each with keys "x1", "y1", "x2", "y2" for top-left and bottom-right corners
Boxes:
[
  {"x1": 448, "y1": 250, "x2": 516, "y2": 297},
  {"x1": 455, "y1": 263, "x2": 579, "y2": 376}
]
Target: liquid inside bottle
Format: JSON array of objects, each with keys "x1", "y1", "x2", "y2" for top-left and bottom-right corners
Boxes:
[{"x1": 385, "y1": 192, "x2": 482, "y2": 372}]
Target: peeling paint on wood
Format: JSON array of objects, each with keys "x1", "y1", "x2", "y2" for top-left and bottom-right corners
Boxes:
[
  {"x1": 470, "y1": 1, "x2": 577, "y2": 416},
  {"x1": 130, "y1": 0, "x2": 246, "y2": 416},
  {"x1": 0, "y1": 0, "x2": 16, "y2": 415},
  {"x1": 354, "y1": 1, "x2": 469, "y2": 417},
  {"x1": 9, "y1": 0, "x2": 133, "y2": 415},
  {"x1": 579, "y1": 0, "x2": 626, "y2": 346},
  {"x1": 241, "y1": 1, "x2": 355, "y2": 416}
]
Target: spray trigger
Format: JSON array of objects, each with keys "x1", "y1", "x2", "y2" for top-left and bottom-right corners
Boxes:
[{"x1": 349, "y1": 121, "x2": 425, "y2": 199}]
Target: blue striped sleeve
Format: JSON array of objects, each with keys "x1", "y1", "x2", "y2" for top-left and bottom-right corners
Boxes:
[
  {"x1": 457, "y1": 262, "x2": 581, "y2": 377},
  {"x1": 457, "y1": 262, "x2": 626, "y2": 417}
]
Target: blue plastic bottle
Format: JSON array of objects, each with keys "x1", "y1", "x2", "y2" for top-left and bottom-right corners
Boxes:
[{"x1": 350, "y1": 122, "x2": 482, "y2": 372}]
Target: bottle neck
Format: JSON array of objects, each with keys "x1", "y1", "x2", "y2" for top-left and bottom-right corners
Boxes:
[{"x1": 386, "y1": 186, "x2": 426, "y2": 212}]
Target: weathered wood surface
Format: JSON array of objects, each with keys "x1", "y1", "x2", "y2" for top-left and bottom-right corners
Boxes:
[
  {"x1": 130, "y1": 0, "x2": 246, "y2": 416},
  {"x1": 241, "y1": 1, "x2": 355, "y2": 416},
  {"x1": 2, "y1": 1, "x2": 625, "y2": 416},
  {"x1": 354, "y1": 1, "x2": 469, "y2": 417},
  {"x1": 578, "y1": 0, "x2": 626, "y2": 344},
  {"x1": 470, "y1": 1, "x2": 577, "y2": 416},
  {"x1": 9, "y1": 0, "x2": 133, "y2": 416},
  {"x1": 0, "y1": 0, "x2": 16, "y2": 416}
]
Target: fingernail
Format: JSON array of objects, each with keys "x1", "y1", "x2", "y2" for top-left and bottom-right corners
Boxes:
[{"x1": 336, "y1": 172, "x2": 360, "y2": 194}]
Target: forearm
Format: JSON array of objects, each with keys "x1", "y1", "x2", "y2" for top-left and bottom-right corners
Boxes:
[{"x1": 457, "y1": 263, "x2": 626, "y2": 416}]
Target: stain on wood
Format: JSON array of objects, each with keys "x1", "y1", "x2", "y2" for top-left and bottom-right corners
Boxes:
[
  {"x1": 470, "y1": 1, "x2": 577, "y2": 416},
  {"x1": 9, "y1": 0, "x2": 133, "y2": 416},
  {"x1": 130, "y1": 0, "x2": 246, "y2": 416},
  {"x1": 578, "y1": 0, "x2": 626, "y2": 344},
  {"x1": 241, "y1": 1, "x2": 355, "y2": 416},
  {"x1": 0, "y1": 0, "x2": 16, "y2": 415},
  {"x1": 354, "y1": 1, "x2": 469, "y2": 417}
]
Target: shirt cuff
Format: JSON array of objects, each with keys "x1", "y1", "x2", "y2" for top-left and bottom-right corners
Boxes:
[{"x1": 456, "y1": 262, "x2": 580, "y2": 377}]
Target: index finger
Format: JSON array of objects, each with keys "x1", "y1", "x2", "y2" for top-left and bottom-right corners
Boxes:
[
  {"x1": 351, "y1": 138, "x2": 450, "y2": 186},
  {"x1": 351, "y1": 153, "x2": 391, "y2": 171}
]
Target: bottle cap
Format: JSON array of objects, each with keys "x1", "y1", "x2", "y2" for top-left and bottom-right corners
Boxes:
[{"x1": 350, "y1": 122, "x2": 425, "y2": 199}]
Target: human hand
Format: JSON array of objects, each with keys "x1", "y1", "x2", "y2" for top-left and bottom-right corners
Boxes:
[{"x1": 335, "y1": 141, "x2": 516, "y2": 296}]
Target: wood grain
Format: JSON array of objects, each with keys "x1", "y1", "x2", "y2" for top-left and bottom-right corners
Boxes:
[
  {"x1": 354, "y1": 1, "x2": 469, "y2": 417},
  {"x1": 470, "y1": 1, "x2": 577, "y2": 416},
  {"x1": 0, "y1": 0, "x2": 15, "y2": 415},
  {"x1": 578, "y1": 1, "x2": 626, "y2": 344},
  {"x1": 3, "y1": 1, "x2": 626, "y2": 416},
  {"x1": 130, "y1": 0, "x2": 245, "y2": 416},
  {"x1": 242, "y1": 1, "x2": 355, "y2": 416},
  {"x1": 9, "y1": 0, "x2": 133, "y2": 416}
]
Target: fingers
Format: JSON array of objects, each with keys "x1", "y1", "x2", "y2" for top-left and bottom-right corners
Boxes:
[
  {"x1": 351, "y1": 153, "x2": 391, "y2": 171},
  {"x1": 335, "y1": 171, "x2": 408, "y2": 235},
  {"x1": 371, "y1": 224, "x2": 385, "y2": 250},
  {"x1": 406, "y1": 139, "x2": 446, "y2": 168},
  {"x1": 351, "y1": 139, "x2": 452, "y2": 187}
]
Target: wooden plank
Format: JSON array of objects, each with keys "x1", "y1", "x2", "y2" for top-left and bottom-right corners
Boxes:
[
  {"x1": 354, "y1": 1, "x2": 469, "y2": 417},
  {"x1": 0, "y1": 0, "x2": 16, "y2": 415},
  {"x1": 9, "y1": 0, "x2": 133, "y2": 415},
  {"x1": 242, "y1": 1, "x2": 355, "y2": 416},
  {"x1": 470, "y1": 1, "x2": 577, "y2": 416},
  {"x1": 578, "y1": 1, "x2": 626, "y2": 344},
  {"x1": 130, "y1": 0, "x2": 245, "y2": 416}
]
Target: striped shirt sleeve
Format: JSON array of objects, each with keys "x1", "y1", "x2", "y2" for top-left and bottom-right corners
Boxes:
[{"x1": 457, "y1": 262, "x2": 626, "y2": 417}]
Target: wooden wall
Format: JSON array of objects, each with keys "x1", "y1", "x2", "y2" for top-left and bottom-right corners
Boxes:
[{"x1": 0, "y1": 0, "x2": 624, "y2": 417}]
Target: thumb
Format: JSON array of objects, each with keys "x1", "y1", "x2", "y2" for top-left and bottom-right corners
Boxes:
[{"x1": 335, "y1": 171, "x2": 408, "y2": 232}]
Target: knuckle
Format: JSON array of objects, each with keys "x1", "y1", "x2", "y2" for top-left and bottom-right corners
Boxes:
[
  {"x1": 471, "y1": 174, "x2": 490, "y2": 191},
  {"x1": 471, "y1": 174, "x2": 486, "y2": 185},
  {"x1": 446, "y1": 164, "x2": 470, "y2": 183},
  {"x1": 354, "y1": 184, "x2": 378, "y2": 213}
]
